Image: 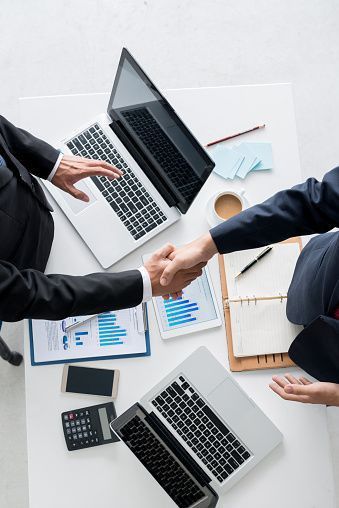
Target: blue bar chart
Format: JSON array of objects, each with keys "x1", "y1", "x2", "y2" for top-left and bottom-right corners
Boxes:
[
  {"x1": 154, "y1": 268, "x2": 219, "y2": 333},
  {"x1": 97, "y1": 312, "x2": 127, "y2": 346},
  {"x1": 74, "y1": 331, "x2": 87, "y2": 346},
  {"x1": 163, "y1": 295, "x2": 199, "y2": 327}
]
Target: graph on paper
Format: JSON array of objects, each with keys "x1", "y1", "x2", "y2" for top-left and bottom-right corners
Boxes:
[
  {"x1": 97, "y1": 312, "x2": 127, "y2": 347},
  {"x1": 154, "y1": 268, "x2": 218, "y2": 332}
]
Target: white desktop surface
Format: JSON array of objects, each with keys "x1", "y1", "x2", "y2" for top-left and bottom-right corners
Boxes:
[{"x1": 20, "y1": 85, "x2": 335, "y2": 508}]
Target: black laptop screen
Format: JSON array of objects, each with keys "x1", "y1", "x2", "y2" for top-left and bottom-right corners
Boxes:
[{"x1": 107, "y1": 49, "x2": 214, "y2": 213}]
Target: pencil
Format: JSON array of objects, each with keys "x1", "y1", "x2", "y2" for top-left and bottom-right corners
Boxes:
[{"x1": 205, "y1": 124, "x2": 265, "y2": 148}]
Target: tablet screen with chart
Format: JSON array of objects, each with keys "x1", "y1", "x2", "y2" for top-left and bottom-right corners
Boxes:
[{"x1": 153, "y1": 267, "x2": 221, "y2": 339}]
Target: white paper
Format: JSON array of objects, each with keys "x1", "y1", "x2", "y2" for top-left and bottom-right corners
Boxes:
[
  {"x1": 229, "y1": 299, "x2": 302, "y2": 356},
  {"x1": 224, "y1": 243, "x2": 302, "y2": 356},
  {"x1": 30, "y1": 305, "x2": 147, "y2": 364},
  {"x1": 224, "y1": 243, "x2": 300, "y2": 299}
]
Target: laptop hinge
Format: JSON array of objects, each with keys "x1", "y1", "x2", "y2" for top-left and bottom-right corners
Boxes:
[
  {"x1": 143, "y1": 406, "x2": 211, "y2": 487},
  {"x1": 110, "y1": 120, "x2": 178, "y2": 209}
]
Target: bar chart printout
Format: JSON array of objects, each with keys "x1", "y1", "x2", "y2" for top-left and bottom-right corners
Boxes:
[
  {"x1": 155, "y1": 268, "x2": 218, "y2": 332},
  {"x1": 97, "y1": 312, "x2": 127, "y2": 347},
  {"x1": 30, "y1": 305, "x2": 149, "y2": 364}
]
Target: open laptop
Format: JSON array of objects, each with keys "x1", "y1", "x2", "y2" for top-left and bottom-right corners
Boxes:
[
  {"x1": 111, "y1": 347, "x2": 282, "y2": 507},
  {"x1": 43, "y1": 48, "x2": 215, "y2": 268}
]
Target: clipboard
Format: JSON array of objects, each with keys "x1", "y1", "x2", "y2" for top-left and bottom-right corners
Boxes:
[
  {"x1": 29, "y1": 304, "x2": 151, "y2": 366},
  {"x1": 218, "y1": 237, "x2": 302, "y2": 372}
]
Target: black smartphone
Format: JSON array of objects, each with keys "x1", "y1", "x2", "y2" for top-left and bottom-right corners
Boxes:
[{"x1": 61, "y1": 365, "x2": 120, "y2": 397}]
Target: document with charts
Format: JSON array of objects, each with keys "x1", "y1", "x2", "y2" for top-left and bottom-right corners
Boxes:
[
  {"x1": 29, "y1": 305, "x2": 150, "y2": 365},
  {"x1": 224, "y1": 243, "x2": 302, "y2": 357}
]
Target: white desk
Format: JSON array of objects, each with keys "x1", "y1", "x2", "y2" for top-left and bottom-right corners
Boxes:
[{"x1": 20, "y1": 85, "x2": 335, "y2": 508}]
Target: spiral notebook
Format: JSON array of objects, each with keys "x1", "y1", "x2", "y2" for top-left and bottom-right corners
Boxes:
[{"x1": 219, "y1": 238, "x2": 302, "y2": 371}]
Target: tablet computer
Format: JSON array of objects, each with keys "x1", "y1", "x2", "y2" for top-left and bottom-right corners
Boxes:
[{"x1": 151, "y1": 265, "x2": 222, "y2": 340}]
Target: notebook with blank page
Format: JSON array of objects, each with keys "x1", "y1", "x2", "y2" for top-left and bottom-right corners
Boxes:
[{"x1": 223, "y1": 243, "x2": 303, "y2": 357}]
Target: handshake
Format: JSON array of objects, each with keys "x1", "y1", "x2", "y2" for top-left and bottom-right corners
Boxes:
[{"x1": 143, "y1": 233, "x2": 218, "y2": 298}]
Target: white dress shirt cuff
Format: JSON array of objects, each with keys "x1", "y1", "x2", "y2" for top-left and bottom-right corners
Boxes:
[
  {"x1": 47, "y1": 152, "x2": 63, "y2": 181},
  {"x1": 138, "y1": 266, "x2": 152, "y2": 302}
]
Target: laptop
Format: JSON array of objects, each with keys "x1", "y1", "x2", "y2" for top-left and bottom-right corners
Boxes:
[
  {"x1": 43, "y1": 48, "x2": 215, "y2": 268},
  {"x1": 111, "y1": 347, "x2": 282, "y2": 508}
]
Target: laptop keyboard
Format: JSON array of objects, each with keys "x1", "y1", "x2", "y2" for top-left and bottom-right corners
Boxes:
[
  {"x1": 151, "y1": 375, "x2": 251, "y2": 483},
  {"x1": 121, "y1": 108, "x2": 202, "y2": 202},
  {"x1": 66, "y1": 123, "x2": 167, "y2": 241},
  {"x1": 119, "y1": 415, "x2": 205, "y2": 508}
]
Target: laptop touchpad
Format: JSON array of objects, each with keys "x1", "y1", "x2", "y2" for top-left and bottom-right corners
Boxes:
[
  {"x1": 209, "y1": 379, "x2": 255, "y2": 423},
  {"x1": 60, "y1": 180, "x2": 97, "y2": 215}
]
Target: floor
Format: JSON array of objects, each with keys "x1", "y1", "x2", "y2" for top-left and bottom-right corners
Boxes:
[{"x1": 0, "y1": 0, "x2": 339, "y2": 506}]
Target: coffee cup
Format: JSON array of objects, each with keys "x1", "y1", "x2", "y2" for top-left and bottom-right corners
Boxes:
[{"x1": 206, "y1": 189, "x2": 247, "y2": 227}]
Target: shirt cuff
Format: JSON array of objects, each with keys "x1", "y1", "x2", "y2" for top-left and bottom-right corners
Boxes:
[
  {"x1": 47, "y1": 152, "x2": 63, "y2": 181},
  {"x1": 138, "y1": 266, "x2": 152, "y2": 302}
]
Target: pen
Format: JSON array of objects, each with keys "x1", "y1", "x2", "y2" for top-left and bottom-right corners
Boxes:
[
  {"x1": 65, "y1": 314, "x2": 98, "y2": 331},
  {"x1": 235, "y1": 246, "x2": 272, "y2": 278},
  {"x1": 205, "y1": 124, "x2": 265, "y2": 148}
]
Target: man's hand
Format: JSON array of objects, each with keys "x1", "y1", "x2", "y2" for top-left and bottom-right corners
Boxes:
[
  {"x1": 52, "y1": 154, "x2": 123, "y2": 202},
  {"x1": 269, "y1": 373, "x2": 339, "y2": 406},
  {"x1": 159, "y1": 233, "x2": 218, "y2": 287},
  {"x1": 144, "y1": 243, "x2": 205, "y2": 298}
]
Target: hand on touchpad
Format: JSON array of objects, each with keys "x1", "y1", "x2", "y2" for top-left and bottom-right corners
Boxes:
[{"x1": 61, "y1": 180, "x2": 97, "y2": 215}]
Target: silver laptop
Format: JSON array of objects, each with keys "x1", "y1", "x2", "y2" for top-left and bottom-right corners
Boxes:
[
  {"x1": 111, "y1": 347, "x2": 282, "y2": 507},
  {"x1": 43, "y1": 48, "x2": 215, "y2": 268}
]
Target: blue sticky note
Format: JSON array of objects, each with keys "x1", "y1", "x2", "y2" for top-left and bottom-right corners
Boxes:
[
  {"x1": 232, "y1": 144, "x2": 259, "y2": 179},
  {"x1": 243, "y1": 142, "x2": 273, "y2": 171},
  {"x1": 210, "y1": 146, "x2": 244, "y2": 180}
]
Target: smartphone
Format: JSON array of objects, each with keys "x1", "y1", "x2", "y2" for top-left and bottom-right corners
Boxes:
[{"x1": 61, "y1": 365, "x2": 120, "y2": 398}]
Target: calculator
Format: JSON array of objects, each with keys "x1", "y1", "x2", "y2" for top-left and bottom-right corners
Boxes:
[{"x1": 61, "y1": 402, "x2": 119, "y2": 451}]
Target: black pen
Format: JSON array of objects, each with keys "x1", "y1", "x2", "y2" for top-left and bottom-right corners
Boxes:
[{"x1": 235, "y1": 246, "x2": 273, "y2": 278}]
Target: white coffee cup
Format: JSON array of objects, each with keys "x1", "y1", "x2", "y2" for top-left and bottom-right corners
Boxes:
[{"x1": 206, "y1": 189, "x2": 247, "y2": 227}]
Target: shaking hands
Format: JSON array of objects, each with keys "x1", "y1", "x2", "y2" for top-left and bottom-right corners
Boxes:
[
  {"x1": 144, "y1": 243, "x2": 206, "y2": 299},
  {"x1": 158, "y1": 233, "x2": 218, "y2": 289}
]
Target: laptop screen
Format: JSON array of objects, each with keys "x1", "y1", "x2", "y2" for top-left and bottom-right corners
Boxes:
[{"x1": 107, "y1": 48, "x2": 214, "y2": 213}]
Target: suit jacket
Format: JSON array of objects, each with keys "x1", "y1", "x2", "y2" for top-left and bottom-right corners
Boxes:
[
  {"x1": 0, "y1": 115, "x2": 143, "y2": 322},
  {"x1": 210, "y1": 167, "x2": 339, "y2": 383}
]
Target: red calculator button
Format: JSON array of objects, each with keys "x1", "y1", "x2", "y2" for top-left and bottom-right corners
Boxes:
[{"x1": 69, "y1": 413, "x2": 74, "y2": 420}]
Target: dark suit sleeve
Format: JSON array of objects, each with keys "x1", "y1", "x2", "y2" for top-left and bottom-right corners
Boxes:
[
  {"x1": 0, "y1": 115, "x2": 60, "y2": 180},
  {"x1": 0, "y1": 260, "x2": 143, "y2": 322},
  {"x1": 210, "y1": 166, "x2": 339, "y2": 253}
]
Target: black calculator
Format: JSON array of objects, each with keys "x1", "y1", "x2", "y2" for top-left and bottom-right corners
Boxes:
[{"x1": 61, "y1": 402, "x2": 119, "y2": 451}]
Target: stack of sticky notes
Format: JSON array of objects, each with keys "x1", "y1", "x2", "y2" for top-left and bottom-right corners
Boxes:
[{"x1": 210, "y1": 142, "x2": 273, "y2": 180}]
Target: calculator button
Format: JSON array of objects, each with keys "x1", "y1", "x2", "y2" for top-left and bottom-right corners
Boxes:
[
  {"x1": 82, "y1": 426, "x2": 87, "y2": 432},
  {"x1": 95, "y1": 438, "x2": 99, "y2": 443},
  {"x1": 83, "y1": 432, "x2": 88, "y2": 438},
  {"x1": 63, "y1": 414, "x2": 69, "y2": 421},
  {"x1": 79, "y1": 412, "x2": 84, "y2": 417},
  {"x1": 65, "y1": 422, "x2": 70, "y2": 428},
  {"x1": 73, "y1": 435, "x2": 78, "y2": 441},
  {"x1": 85, "y1": 440, "x2": 89, "y2": 445},
  {"x1": 87, "y1": 424, "x2": 91, "y2": 430},
  {"x1": 91, "y1": 439, "x2": 95, "y2": 444},
  {"x1": 85, "y1": 411, "x2": 89, "y2": 416},
  {"x1": 86, "y1": 418, "x2": 91, "y2": 423},
  {"x1": 76, "y1": 427, "x2": 81, "y2": 433},
  {"x1": 69, "y1": 413, "x2": 74, "y2": 420},
  {"x1": 78, "y1": 433, "x2": 83, "y2": 439},
  {"x1": 66, "y1": 429, "x2": 71, "y2": 435},
  {"x1": 94, "y1": 430, "x2": 98, "y2": 436},
  {"x1": 75, "y1": 420, "x2": 81, "y2": 426},
  {"x1": 72, "y1": 428, "x2": 76, "y2": 434},
  {"x1": 89, "y1": 431, "x2": 93, "y2": 437},
  {"x1": 81, "y1": 419, "x2": 86, "y2": 425},
  {"x1": 70, "y1": 421, "x2": 75, "y2": 427}
]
